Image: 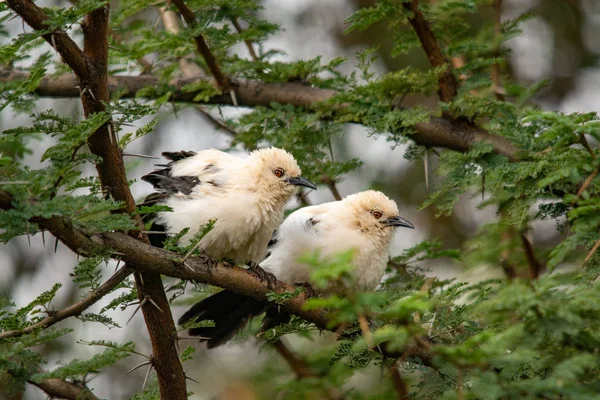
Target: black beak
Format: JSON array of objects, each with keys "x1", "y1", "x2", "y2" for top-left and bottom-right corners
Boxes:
[
  {"x1": 383, "y1": 216, "x2": 414, "y2": 229},
  {"x1": 286, "y1": 176, "x2": 317, "y2": 190}
]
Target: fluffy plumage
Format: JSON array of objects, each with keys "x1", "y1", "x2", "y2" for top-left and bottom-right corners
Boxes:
[
  {"x1": 180, "y1": 190, "x2": 414, "y2": 347},
  {"x1": 142, "y1": 147, "x2": 316, "y2": 262},
  {"x1": 264, "y1": 190, "x2": 413, "y2": 293}
]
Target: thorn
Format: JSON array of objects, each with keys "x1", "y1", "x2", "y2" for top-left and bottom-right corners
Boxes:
[
  {"x1": 185, "y1": 374, "x2": 200, "y2": 384},
  {"x1": 126, "y1": 360, "x2": 152, "y2": 375},
  {"x1": 428, "y1": 312, "x2": 437, "y2": 337},
  {"x1": 88, "y1": 88, "x2": 96, "y2": 100},
  {"x1": 424, "y1": 148, "x2": 429, "y2": 191},
  {"x1": 146, "y1": 296, "x2": 164, "y2": 313},
  {"x1": 107, "y1": 123, "x2": 114, "y2": 146},
  {"x1": 126, "y1": 298, "x2": 147, "y2": 325},
  {"x1": 182, "y1": 261, "x2": 195, "y2": 272},
  {"x1": 50, "y1": 34, "x2": 57, "y2": 49},
  {"x1": 80, "y1": 87, "x2": 88, "y2": 97},
  {"x1": 229, "y1": 90, "x2": 238, "y2": 106},
  {"x1": 54, "y1": 237, "x2": 59, "y2": 253},
  {"x1": 115, "y1": 259, "x2": 121, "y2": 272},
  {"x1": 122, "y1": 153, "x2": 159, "y2": 159},
  {"x1": 182, "y1": 240, "x2": 204, "y2": 262},
  {"x1": 41, "y1": 230, "x2": 45, "y2": 247},
  {"x1": 142, "y1": 362, "x2": 153, "y2": 391},
  {"x1": 26, "y1": 222, "x2": 30, "y2": 247}
]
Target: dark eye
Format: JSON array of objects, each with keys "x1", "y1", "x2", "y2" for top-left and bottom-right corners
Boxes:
[
  {"x1": 273, "y1": 168, "x2": 285, "y2": 178},
  {"x1": 371, "y1": 211, "x2": 382, "y2": 219}
]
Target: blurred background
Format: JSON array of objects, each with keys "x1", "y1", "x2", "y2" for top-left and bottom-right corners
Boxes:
[{"x1": 1, "y1": 0, "x2": 599, "y2": 398}]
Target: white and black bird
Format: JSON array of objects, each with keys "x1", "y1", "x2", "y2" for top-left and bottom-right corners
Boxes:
[
  {"x1": 141, "y1": 147, "x2": 316, "y2": 262},
  {"x1": 179, "y1": 190, "x2": 414, "y2": 348}
]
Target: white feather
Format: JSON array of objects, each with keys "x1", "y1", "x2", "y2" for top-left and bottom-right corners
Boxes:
[
  {"x1": 153, "y1": 148, "x2": 303, "y2": 263},
  {"x1": 262, "y1": 191, "x2": 401, "y2": 293}
]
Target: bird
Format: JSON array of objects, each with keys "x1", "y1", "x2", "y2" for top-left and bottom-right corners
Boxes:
[
  {"x1": 178, "y1": 190, "x2": 414, "y2": 348},
  {"x1": 141, "y1": 147, "x2": 316, "y2": 266}
]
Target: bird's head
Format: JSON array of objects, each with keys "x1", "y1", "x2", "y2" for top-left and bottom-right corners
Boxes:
[
  {"x1": 344, "y1": 190, "x2": 414, "y2": 244},
  {"x1": 247, "y1": 147, "x2": 316, "y2": 205}
]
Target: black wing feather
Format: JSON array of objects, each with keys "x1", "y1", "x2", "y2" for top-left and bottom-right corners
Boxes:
[
  {"x1": 178, "y1": 290, "x2": 266, "y2": 348},
  {"x1": 141, "y1": 151, "x2": 200, "y2": 195}
]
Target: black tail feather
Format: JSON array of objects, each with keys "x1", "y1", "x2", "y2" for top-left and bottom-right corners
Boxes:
[{"x1": 178, "y1": 290, "x2": 267, "y2": 348}]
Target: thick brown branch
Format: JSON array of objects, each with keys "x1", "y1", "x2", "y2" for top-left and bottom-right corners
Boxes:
[
  {"x1": 30, "y1": 378, "x2": 99, "y2": 400},
  {"x1": 0, "y1": 267, "x2": 132, "y2": 340},
  {"x1": 170, "y1": 0, "x2": 232, "y2": 92},
  {"x1": 0, "y1": 190, "x2": 433, "y2": 366},
  {"x1": 0, "y1": 70, "x2": 520, "y2": 160},
  {"x1": 405, "y1": 0, "x2": 458, "y2": 103},
  {"x1": 5, "y1": 0, "x2": 90, "y2": 80}
]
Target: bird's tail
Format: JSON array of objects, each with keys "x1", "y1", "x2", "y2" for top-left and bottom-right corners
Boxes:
[{"x1": 178, "y1": 290, "x2": 267, "y2": 348}]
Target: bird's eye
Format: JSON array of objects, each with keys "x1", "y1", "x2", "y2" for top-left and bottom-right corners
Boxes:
[
  {"x1": 273, "y1": 168, "x2": 285, "y2": 178},
  {"x1": 371, "y1": 211, "x2": 382, "y2": 219}
]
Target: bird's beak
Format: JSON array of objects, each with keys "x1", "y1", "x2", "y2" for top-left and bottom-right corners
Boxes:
[
  {"x1": 383, "y1": 216, "x2": 414, "y2": 229},
  {"x1": 286, "y1": 176, "x2": 317, "y2": 190}
]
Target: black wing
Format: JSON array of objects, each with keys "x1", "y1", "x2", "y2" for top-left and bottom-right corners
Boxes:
[
  {"x1": 141, "y1": 151, "x2": 200, "y2": 195},
  {"x1": 140, "y1": 151, "x2": 200, "y2": 247}
]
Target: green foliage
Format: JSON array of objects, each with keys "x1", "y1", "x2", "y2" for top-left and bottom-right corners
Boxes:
[
  {"x1": 30, "y1": 342, "x2": 133, "y2": 382},
  {"x1": 2, "y1": 0, "x2": 600, "y2": 399}
]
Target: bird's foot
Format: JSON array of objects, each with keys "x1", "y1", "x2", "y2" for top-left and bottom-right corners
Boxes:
[
  {"x1": 295, "y1": 281, "x2": 317, "y2": 298},
  {"x1": 249, "y1": 262, "x2": 277, "y2": 288}
]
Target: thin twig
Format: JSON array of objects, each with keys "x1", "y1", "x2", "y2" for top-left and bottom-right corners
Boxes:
[
  {"x1": 170, "y1": 0, "x2": 232, "y2": 92},
  {"x1": 196, "y1": 106, "x2": 238, "y2": 137},
  {"x1": 584, "y1": 238, "x2": 600, "y2": 264},
  {"x1": 229, "y1": 16, "x2": 259, "y2": 62},
  {"x1": 272, "y1": 339, "x2": 344, "y2": 399},
  {"x1": 390, "y1": 359, "x2": 410, "y2": 400},
  {"x1": 272, "y1": 339, "x2": 313, "y2": 379},
  {"x1": 358, "y1": 314, "x2": 373, "y2": 348},
  {"x1": 404, "y1": 0, "x2": 458, "y2": 103},
  {"x1": 0, "y1": 267, "x2": 132, "y2": 340},
  {"x1": 520, "y1": 233, "x2": 543, "y2": 279},
  {"x1": 491, "y1": 0, "x2": 505, "y2": 101},
  {"x1": 321, "y1": 176, "x2": 342, "y2": 201},
  {"x1": 571, "y1": 169, "x2": 598, "y2": 205}
]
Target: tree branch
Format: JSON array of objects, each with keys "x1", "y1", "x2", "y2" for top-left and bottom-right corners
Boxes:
[
  {"x1": 170, "y1": 0, "x2": 232, "y2": 92},
  {"x1": 5, "y1": 2, "x2": 188, "y2": 397},
  {"x1": 404, "y1": 0, "x2": 458, "y2": 103},
  {"x1": 229, "y1": 16, "x2": 260, "y2": 62},
  {"x1": 0, "y1": 190, "x2": 434, "y2": 367},
  {"x1": 29, "y1": 378, "x2": 99, "y2": 400},
  {"x1": 159, "y1": 7, "x2": 237, "y2": 137},
  {"x1": 0, "y1": 267, "x2": 132, "y2": 340},
  {"x1": 159, "y1": 7, "x2": 207, "y2": 78},
  {"x1": 5, "y1": 0, "x2": 90, "y2": 80},
  {"x1": 0, "y1": 70, "x2": 520, "y2": 160},
  {"x1": 82, "y1": 5, "x2": 188, "y2": 397},
  {"x1": 390, "y1": 360, "x2": 410, "y2": 399}
]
